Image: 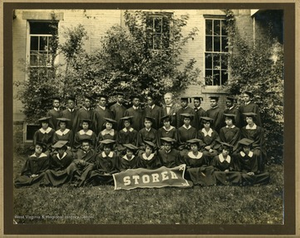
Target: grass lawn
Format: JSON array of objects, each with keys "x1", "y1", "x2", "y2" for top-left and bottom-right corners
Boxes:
[{"x1": 13, "y1": 152, "x2": 284, "y2": 225}]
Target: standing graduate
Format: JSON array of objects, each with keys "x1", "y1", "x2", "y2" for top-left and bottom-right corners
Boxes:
[
  {"x1": 137, "y1": 116, "x2": 158, "y2": 151},
  {"x1": 191, "y1": 96, "x2": 207, "y2": 131},
  {"x1": 144, "y1": 94, "x2": 162, "y2": 130},
  {"x1": 158, "y1": 137, "x2": 181, "y2": 168},
  {"x1": 61, "y1": 96, "x2": 78, "y2": 131},
  {"x1": 97, "y1": 118, "x2": 117, "y2": 152},
  {"x1": 47, "y1": 96, "x2": 63, "y2": 130},
  {"x1": 218, "y1": 114, "x2": 241, "y2": 152},
  {"x1": 206, "y1": 96, "x2": 224, "y2": 133},
  {"x1": 74, "y1": 119, "x2": 97, "y2": 149},
  {"x1": 161, "y1": 92, "x2": 180, "y2": 127},
  {"x1": 177, "y1": 113, "x2": 198, "y2": 154},
  {"x1": 110, "y1": 92, "x2": 126, "y2": 131},
  {"x1": 118, "y1": 144, "x2": 140, "y2": 171},
  {"x1": 241, "y1": 112, "x2": 266, "y2": 172},
  {"x1": 41, "y1": 141, "x2": 74, "y2": 187},
  {"x1": 73, "y1": 95, "x2": 94, "y2": 133},
  {"x1": 176, "y1": 97, "x2": 195, "y2": 128},
  {"x1": 15, "y1": 142, "x2": 49, "y2": 188},
  {"x1": 137, "y1": 141, "x2": 161, "y2": 169},
  {"x1": 157, "y1": 115, "x2": 178, "y2": 148},
  {"x1": 124, "y1": 94, "x2": 144, "y2": 131},
  {"x1": 52, "y1": 118, "x2": 74, "y2": 149},
  {"x1": 211, "y1": 142, "x2": 241, "y2": 186},
  {"x1": 239, "y1": 91, "x2": 262, "y2": 127},
  {"x1": 116, "y1": 116, "x2": 138, "y2": 153},
  {"x1": 197, "y1": 117, "x2": 219, "y2": 160},
  {"x1": 94, "y1": 94, "x2": 113, "y2": 135},
  {"x1": 33, "y1": 116, "x2": 55, "y2": 152},
  {"x1": 234, "y1": 138, "x2": 270, "y2": 185},
  {"x1": 223, "y1": 96, "x2": 241, "y2": 128}
]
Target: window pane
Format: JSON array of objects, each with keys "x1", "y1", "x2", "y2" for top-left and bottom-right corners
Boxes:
[
  {"x1": 30, "y1": 53, "x2": 38, "y2": 66},
  {"x1": 222, "y1": 36, "x2": 228, "y2": 52},
  {"x1": 153, "y1": 35, "x2": 162, "y2": 49},
  {"x1": 205, "y1": 53, "x2": 212, "y2": 69},
  {"x1": 221, "y1": 70, "x2": 228, "y2": 85},
  {"x1": 214, "y1": 20, "x2": 220, "y2": 35},
  {"x1": 214, "y1": 36, "x2": 220, "y2": 52},
  {"x1": 30, "y1": 36, "x2": 39, "y2": 50},
  {"x1": 40, "y1": 36, "x2": 49, "y2": 51},
  {"x1": 206, "y1": 36, "x2": 212, "y2": 51},
  {"x1": 221, "y1": 54, "x2": 228, "y2": 69},
  {"x1": 29, "y1": 21, "x2": 58, "y2": 34},
  {"x1": 206, "y1": 20, "x2": 213, "y2": 35},
  {"x1": 205, "y1": 70, "x2": 213, "y2": 85},
  {"x1": 154, "y1": 17, "x2": 163, "y2": 33},
  {"x1": 213, "y1": 70, "x2": 220, "y2": 85},
  {"x1": 221, "y1": 20, "x2": 227, "y2": 35},
  {"x1": 212, "y1": 54, "x2": 221, "y2": 69}
]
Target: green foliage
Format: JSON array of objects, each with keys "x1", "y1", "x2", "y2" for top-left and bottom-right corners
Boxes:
[{"x1": 224, "y1": 10, "x2": 284, "y2": 161}]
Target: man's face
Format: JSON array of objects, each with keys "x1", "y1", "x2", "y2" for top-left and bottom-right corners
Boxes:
[
  {"x1": 163, "y1": 143, "x2": 172, "y2": 151},
  {"x1": 82, "y1": 142, "x2": 90, "y2": 151},
  {"x1": 226, "y1": 99, "x2": 233, "y2": 108},
  {"x1": 67, "y1": 99, "x2": 75, "y2": 109},
  {"x1": 210, "y1": 99, "x2": 217, "y2": 108},
  {"x1": 35, "y1": 145, "x2": 43, "y2": 154},
  {"x1": 190, "y1": 144, "x2": 198, "y2": 152},
  {"x1": 103, "y1": 146, "x2": 111, "y2": 154},
  {"x1": 117, "y1": 95, "x2": 124, "y2": 103},
  {"x1": 183, "y1": 118, "x2": 191, "y2": 126},
  {"x1": 163, "y1": 120, "x2": 171, "y2": 127},
  {"x1": 222, "y1": 148, "x2": 230, "y2": 157},
  {"x1": 58, "y1": 148, "x2": 65, "y2": 156},
  {"x1": 225, "y1": 118, "x2": 233, "y2": 126},
  {"x1": 242, "y1": 93, "x2": 250, "y2": 103},
  {"x1": 53, "y1": 99, "x2": 60, "y2": 108},
  {"x1": 243, "y1": 146, "x2": 251, "y2": 154},
  {"x1": 124, "y1": 120, "x2": 131, "y2": 128},
  {"x1": 180, "y1": 100, "x2": 188, "y2": 108},
  {"x1": 245, "y1": 116, "x2": 254, "y2": 125},
  {"x1": 84, "y1": 98, "x2": 91, "y2": 108},
  {"x1": 194, "y1": 99, "x2": 201, "y2": 108},
  {"x1": 144, "y1": 120, "x2": 152, "y2": 129},
  {"x1": 132, "y1": 98, "x2": 140, "y2": 107},
  {"x1": 164, "y1": 95, "x2": 172, "y2": 105},
  {"x1": 126, "y1": 149, "x2": 133, "y2": 158},
  {"x1": 145, "y1": 146, "x2": 152, "y2": 155},
  {"x1": 147, "y1": 97, "x2": 154, "y2": 106},
  {"x1": 99, "y1": 97, "x2": 107, "y2": 107},
  {"x1": 42, "y1": 122, "x2": 48, "y2": 129}
]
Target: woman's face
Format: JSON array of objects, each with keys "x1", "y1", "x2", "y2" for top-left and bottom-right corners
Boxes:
[
  {"x1": 145, "y1": 146, "x2": 153, "y2": 155},
  {"x1": 106, "y1": 122, "x2": 113, "y2": 130},
  {"x1": 35, "y1": 145, "x2": 43, "y2": 154},
  {"x1": 203, "y1": 121, "x2": 210, "y2": 129},
  {"x1": 124, "y1": 120, "x2": 131, "y2": 128},
  {"x1": 82, "y1": 122, "x2": 89, "y2": 130},
  {"x1": 222, "y1": 148, "x2": 230, "y2": 157},
  {"x1": 126, "y1": 149, "x2": 133, "y2": 158},
  {"x1": 42, "y1": 122, "x2": 48, "y2": 129},
  {"x1": 59, "y1": 122, "x2": 67, "y2": 130},
  {"x1": 103, "y1": 146, "x2": 111, "y2": 154},
  {"x1": 191, "y1": 144, "x2": 198, "y2": 153},
  {"x1": 225, "y1": 118, "x2": 233, "y2": 126},
  {"x1": 163, "y1": 120, "x2": 171, "y2": 128}
]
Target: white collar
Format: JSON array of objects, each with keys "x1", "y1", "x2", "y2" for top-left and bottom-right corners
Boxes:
[
  {"x1": 245, "y1": 101, "x2": 251, "y2": 105},
  {"x1": 101, "y1": 129, "x2": 115, "y2": 136},
  {"x1": 30, "y1": 152, "x2": 48, "y2": 158},
  {"x1": 240, "y1": 151, "x2": 254, "y2": 157},
  {"x1": 165, "y1": 104, "x2": 173, "y2": 108},
  {"x1": 142, "y1": 153, "x2": 155, "y2": 161},
  {"x1": 195, "y1": 106, "x2": 202, "y2": 110},
  {"x1": 163, "y1": 126, "x2": 174, "y2": 131},
  {"x1": 55, "y1": 128, "x2": 70, "y2": 136},
  {"x1": 68, "y1": 108, "x2": 75, "y2": 112},
  {"x1": 187, "y1": 151, "x2": 203, "y2": 159},
  {"x1": 101, "y1": 151, "x2": 114, "y2": 158},
  {"x1": 133, "y1": 106, "x2": 139, "y2": 110},
  {"x1": 145, "y1": 128, "x2": 152, "y2": 132},
  {"x1": 98, "y1": 105, "x2": 106, "y2": 110},
  {"x1": 228, "y1": 105, "x2": 234, "y2": 110},
  {"x1": 246, "y1": 124, "x2": 257, "y2": 130},
  {"x1": 78, "y1": 130, "x2": 93, "y2": 136},
  {"x1": 56, "y1": 152, "x2": 67, "y2": 160},
  {"x1": 201, "y1": 128, "x2": 213, "y2": 136},
  {"x1": 226, "y1": 125, "x2": 236, "y2": 128},
  {"x1": 149, "y1": 105, "x2": 155, "y2": 109},
  {"x1": 39, "y1": 127, "x2": 52, "y2": 134},
  {"x1": 83, "y1": 106, "x2": 90, "y2": 111},
  {"x1": 53, "y1": 107, "x2": 60, "y2": 111},
  {"x1": 123, "y1": 155, "x2": 135, "y2": 161},
  {"x1": 219, "y1": 154, "x2": 231, "y2": 163},
  {"x1": 123, "y1": 127, "x2": 134, "y2": 132},
  {"x1": 183, "y1": 125, "x2": 191, "y2": 130}
]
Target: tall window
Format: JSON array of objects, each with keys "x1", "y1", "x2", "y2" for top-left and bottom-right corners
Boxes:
[
  {"x1": 29, "y1": 21, "x2": 58, "y2": 68},
  {"x1": 146, "y1": 13, "x2": 171, "y2": 50},
  {"x1": 205, "y1": 18, "x2": 228, "y2": 86}
]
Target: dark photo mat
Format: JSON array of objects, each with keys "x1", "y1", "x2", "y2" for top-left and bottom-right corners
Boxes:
[{"x1": 2, "y1": 1, "x2": 296, "y2": 236}]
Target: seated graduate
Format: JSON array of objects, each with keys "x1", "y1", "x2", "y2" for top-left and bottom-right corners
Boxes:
[
  {"x1": 233, "y1": 138, "x2": 270, "y2": 186},
  {"x1": 157, "y1": 115, "x2": 178, "y2": 148},
  {"x1": 116, "y1": 116, "x2": 138, "y2": 153},
  {"x1": 241, "y1": 112, "x2": 266, "y2": 172},
  {"x1": 97, "y1": 118, "x2": 118, "y2": 152},
  {"x1": 118, "y1": 144, "x2": 139, "y2": 171},
  {"x1": 197, "y1": 117, "x2": 219, "y2": 160},
  {"x1": 41, "y1": 140, "x2": 75, "y2": 187},
  {"x1": 52, "y1": 118, "x2": 74, "y2": 149},
  {"x1": 177, "y1": 113, "x2": 197, "y2": 154},
  {"x1": 88, "y1": 139, "x2": 118, "y2": 185},
  {"x1": 218, "y1": 113, "x2": 241, "y2": 152},
  {"x1": 137, "y1": 141, "x2": 161, "y2": 170},
  {"x1": 137, "y1": 116, "x2": 158, "y2": 151},
  {"x1": 66, "y1": 138, "x2": 97, "y2": 187},
  {"x1": 158, "y1": 137, "x2": 181, "y2": 168},
  {"x1": 74, "y1": 118, "x2": 97, "y2": 149},
  {"x1": 211, "y1": 142, "x2": 241, "y2": 186},
  {"x1": 33, "y1": 116, "x2": 55, "y2": 153},
  {"x1": 183, "y1": 138, "x2": 215, "y2": 186},
  {"x1": 15, "y1": 142, "x2": 49, "y2": 188}
]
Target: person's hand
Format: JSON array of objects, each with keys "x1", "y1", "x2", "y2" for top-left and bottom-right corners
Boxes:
[
  {"x1": 30, "y1": 174, "x2": 39, "y2": 178},
  {"x1": 247, "y1": 172, "x2": 255, "y2": 175}
]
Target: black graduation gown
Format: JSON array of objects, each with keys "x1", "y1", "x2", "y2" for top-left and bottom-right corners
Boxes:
[
  {"x1": 176, "y1": 106, "x2": 195, "y2": 128},
  {"x1": 118, "y1": 155, "x2": 139, "y2": 171},
  {"x1": 137, "y1": 153, "x2": 161, "y2": 169},
  {"x1": 96, "y1": 129, "x2": 117, "y2": 152},
  {"x1": 137, "y1": 128, "x2": 158, "y2": 148},
  {"x1": 116, "y1": 128, "x2": 138, "y2": 152},
  {"x1": 15, "y1": 153, "x2": 49, "y2": 188},
  {"x1": 218, "y1": 126, "x2": 241, "y2": 151},
  {"x1": 124, "y1": 107, "x2": 144, "y2": 131},
  {"x1": 197, "y1": 128, "x2": 219, "y2": 158},
  {"x1": 93, "y1": 106, "x2": 113, "y2": 135},
  {"x1": 223, "y1": 105, "x2": 241, "y2": 128},
  {"x1": 52, "y1": 129, "x2": 74, "y2": 148},
  {"x1": 33, "y1": 127, "x2": 55, "y2": 151},
  {"x1": 157, "y1": 126, "x2": 178, "y2": 147},
  {"x1": 177, "y1": 126, "x2": 197, "y2": 150},
  {"x1": 74, "y1": 130, "x2": 97, "y2": 149},
  {"x1": 47, "y1": 108, "x2": 63, "y2": 130},
  {"x1": 158, "y1": 149, "x2": 181, "y2": 168},
  {"x1": 239, "y1": 102, "x2": 262, "y2": 127},
  {"x1": 73, "y1": 107, "x2": 94, "y2": 132},
  {"x1": 211, "y1": 154, "x2": 241, "y2": 185},
  {"x1": 192, "y1": 107, "x2": 207, "y2": 131},
  {"x1": 110, "y1": 103, "x2": 126, "y2": 130},
  {"x1": 206, "y1": 106, "x2": 224, "y2": 133},
  {"x1": 144, "y1": 105, "x2": 162, "y2": 130},
  {"x1": 61, "y1": 108, "x2": 78, "y2": 131},
  {"x1": 161, "y1": 104, "x2": 180, "y2": 127}
]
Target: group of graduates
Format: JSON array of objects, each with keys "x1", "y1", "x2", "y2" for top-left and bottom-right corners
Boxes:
[{"x1": 14, "y1": 91, "x2": 270, "y2": 188}]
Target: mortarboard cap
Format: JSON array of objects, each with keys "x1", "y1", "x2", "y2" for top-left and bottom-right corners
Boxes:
[
  {"x1": 66, "y1": 95, "x2": 76, "y2": 101},
  {"x1": 57, "y1": 117, "x2": 71, "y2": 122},
  {"x1": 200, "y1": 116, "x2": 214, "y2": 122},
  {"x1": 220, "y1": 142, "x2": 234, "y2": 149},
  {"x1": 224, "y1": 113, "x2": 236, "y2": 119},
  {"x1": 120, "y1": 116, "x2": 133, "y2": 121},
  {"x1": 52, "y1": 95, "x2": 61, "y2": 101},
  {"x1": 161, "y1": 115, "x2": 171, "y2": 122},
  {"x1": 180, "y1": 97, "x2": 190, "y2": 101},
  {"x1": 242, "y1": 90, "x2": 254, "y2": 97},
  {"x1": 38, "y1": 116, "x2": 51, "y2": 122},
  {"x1": 123, "y1": 144, "x2": 139, "y2": 151},
  {"x1": 160, "y1": 137, "x2": 176, "y2": 143},
  {"x1": 130, "y1": 94, "x2": 141, "y2": 100},
  {"x1": 243, "y1": 112, "x2": 257, "y2": 117},
  {"x1": 193, "y1": 96, "x2": 203, "y2": 101},
  {"x1": 144, "y1": 141, "x2": 156, "y2": 149},
  {"x1": 52, "y1": 140, "x2": 68, "y2": 149},
  {"x1": 187, "y1": 138, "x2": 202, "y2": 144},
  {"x1": 144, "y1": 116, "x2": 155, "y2": 123},
  {"x1": 226, "y1": 96, "x2": 236, "y2": 102},
  {"x1": 35, "y1": 141, "x2": 47, "y2": 150},
  {"x1": 238, "y1": 138, "x2": 254, "y2": 146},
  {"x1": 80, "y1": 138, "x2": 92, "y2": 144},
  {"x1": 81, "y1": 118, "x2": 92, "y2": 124},
  {"x1": 84, "y1": 94, "x2": 94, "y2": 100},
  {"x1": 209, "y1": 96, "x2": 219, "y2": 101},
  {"x1": 104, "y1": 118, "x2": 117, "y2": 124},
  {"x1": 100, "y1": 139, "x2": 116, "y2": 145},
  {"x1": 180, "y1": 113, "x2": 194, "y2": 119},
  {"x1": 114, "y1": 91, "x2": 125, "y2": 97}
]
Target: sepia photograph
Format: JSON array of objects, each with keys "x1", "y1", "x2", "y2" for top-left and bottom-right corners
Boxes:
[{"x1": 2, "y1": 1, "x2": 297, "y2": 236}]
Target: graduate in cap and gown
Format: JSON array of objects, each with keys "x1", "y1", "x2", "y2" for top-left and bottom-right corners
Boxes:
[
  {"x1": 15, "y1": 142, "x2": 49, "y2": 188},
  {"x1": 74, "y1": 119, "x2": 97, "y2": 149},
  {"x1": 61, "y1": 96, "x2": 78, "y2": 131},
  {"x1": 144, "y1": 94, "x2": 162, "y2": 130},
  {"x1": 97, "y1": 118, "x2": 118, "y2": 152},
  {"x1": 52, "y1": 118, "x2": 74, "y2": 149},
  {"x1": 33, "y1": 117, "x2": 55, "y2": 152},
  {"x1": 118, "y1": 144, "x2": 140, "y2": 171},
  {"x1": 239, "y1": 91, "x2": 262, "y2": 127},
  {"x1": 234, "y1": 138, "x2": 270, "y2": 185},
  {"x1": 223, "y1": 96, "x2": 241, "y2": 128},
  {"x1": 176, "y1": 97, "x2": 195, "y2": 128},
  {"x1": 109, "y1": 92, "x2": 127, "y2": 131},
  {"x1": 124, "y1": 94, "x2": 144, "y2": 131},
  {"x1": 116, "y1": 116, "x2": 138, "y2": 153},
  {"x1": 93, "y1": 94, "x2": 113, "y2": 135},
  {"x1": 157, "y1": 115, "x2": 178, "y2": 148},
  {"x1": 211, "y1": 142, "x2": 241, "y2": 186},
  {"x1": 158, "y1": 137, "x2": 181, "y2": 168},
  {"x1": 206, "y1": 96, "x2": 224, "y2": 133},
  {"x1": 47, "y1": 96, "x2": 63, "y2": 130},
  {"x1": 137, "y1": 116, "x2": 158, "y2": 151},
  {"x1": 191, "y1": 96, "x2": 207, "y2": 131},
  {"x1": 137, "y1": 141, "x2": 161, "y2": 169}
]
